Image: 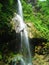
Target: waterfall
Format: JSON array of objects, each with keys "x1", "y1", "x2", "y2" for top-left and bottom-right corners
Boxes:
[
  {"x1": 17, "y1": 0, "x2": 32, "y2": 65},
  {"x1": 12, "y1": 0, "x2": 32, "y2": 65},
  {"x1": 17, "y1": 0, "x2": 23, "y2": 19},
  {"x1": 21, "y1": 29, "x2": 32, "y2": 65}
]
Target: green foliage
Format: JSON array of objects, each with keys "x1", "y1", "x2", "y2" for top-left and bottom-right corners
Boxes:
[
  {"x1": 34, "y1": 1, "x2": 49, "y2": 40},
  {"x1": 21, "y1": 0, "x2": 49, "y2": 40},
  {"x1": 0, "y1": 54, "x2": 2, "y2": 60},
  {"x1": 21, "y1": 0, "x2": 33, "y2": 21},
  {"x1": 0, "y1": 0, "x2": 16, "y2": 32}
]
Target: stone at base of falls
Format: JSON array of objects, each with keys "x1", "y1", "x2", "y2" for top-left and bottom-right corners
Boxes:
[
  {"x1": 9, "y1": 54, "x2": 26, "y2": 65},
  {"x1": 9, "y1": 60, "x2": 20, "y2": 65}
]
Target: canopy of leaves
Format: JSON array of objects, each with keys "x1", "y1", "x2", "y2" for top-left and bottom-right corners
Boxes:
[{"x1": 22, "y1": 0, "x2": 49, "y2": 40}]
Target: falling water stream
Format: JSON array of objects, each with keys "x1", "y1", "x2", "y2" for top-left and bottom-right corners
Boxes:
[
  {"x1": 17, "y1": 0, "x2": 23, "y2": 19},
  {"x1": 12, "y1": 0, "x2": 32, "y2": 65}
]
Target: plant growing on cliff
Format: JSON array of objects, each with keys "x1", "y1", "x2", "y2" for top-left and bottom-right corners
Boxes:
[{"x1": 0, "y1": 0, "x2": 17, "y2": 32}]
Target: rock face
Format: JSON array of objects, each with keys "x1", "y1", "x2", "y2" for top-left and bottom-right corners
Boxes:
[
  {"x1": 26, "y1": 22, "x2": 41, "y2": 38},
  {"x1": 8, "y1": 32, "x2": 21, "y2": 53},
  {"x1": 0, "y1": 30, "x2": 21, "y2": 55},
  {"x1": 26, "y1": 22, "x2": 47, "y2": 55}
]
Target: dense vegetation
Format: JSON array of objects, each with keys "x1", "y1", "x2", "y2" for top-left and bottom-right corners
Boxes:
[
  {"x1": 0, "y1": 0, "x2": 49, "y2": 65},
  {"x1": 0, "y1": 0, "x2": 49, "y2": 40},
  {"x1": 21, "y1": 0, "x2": 49, "y2": 41},
  {"x1": 0, "y1": 0, "x2": 17, "y2": 33}
]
